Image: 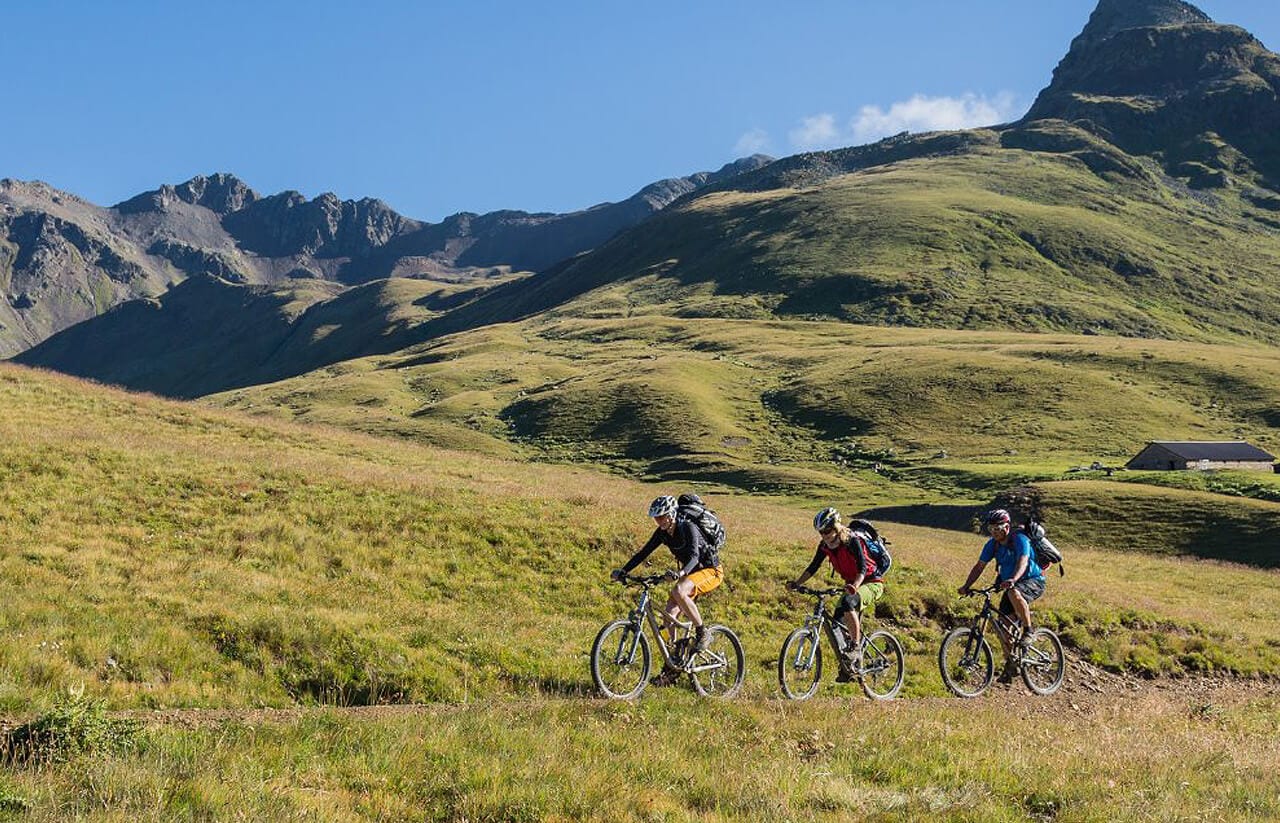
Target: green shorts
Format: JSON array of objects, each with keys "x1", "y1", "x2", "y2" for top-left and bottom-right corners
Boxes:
[{"x1": 833, "y1": 582, "x2": 884, "y2": 621}]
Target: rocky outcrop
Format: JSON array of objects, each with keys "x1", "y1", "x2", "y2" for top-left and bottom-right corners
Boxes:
[
  {"x1": 1023, "y1": 0, "x2": 1280, "y2": 184},
  {"x1": 0, "y1": 182, "x2": 172, "y2": 355},
  {"x1": 115, "y1": 173, "x2": 259, "y2": 215},
  {"x1": 0, "y1": 156, "x2": 772, "y2": 356},
  {"x1": 221, "y1": 192, "x2": 420, "y2": 259},
  {"x1": 1065, "y1": 0, "x2": 1211, "y2": 51}
]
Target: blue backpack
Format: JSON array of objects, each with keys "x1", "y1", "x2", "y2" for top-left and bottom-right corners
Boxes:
[{"x1": 848, "y1": 518, "x2": 892, "y2": 577}]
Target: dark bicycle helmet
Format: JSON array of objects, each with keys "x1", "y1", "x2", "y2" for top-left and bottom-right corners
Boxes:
[
  {"x1": 813, "y1": 506, "x2": 841, "y2": 532},
  {"x1": 648, "y1": 495, "x2": 678, "y2": 519},
  {"x1": 981, "y1": 508, "x2": 1012, "y2": 529}
]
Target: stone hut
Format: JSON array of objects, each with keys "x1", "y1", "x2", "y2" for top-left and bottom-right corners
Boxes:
[{"x1": 1124, "y1": 441, "x2": 1276, "y2": 471}]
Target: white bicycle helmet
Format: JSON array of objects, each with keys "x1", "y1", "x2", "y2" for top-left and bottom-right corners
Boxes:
[
  {"x1": 813, "y1": 506, "x2": 841, "y2": 532},
  {"x1": 648, "y1": 495, "x2": 678, "y2": 519}
]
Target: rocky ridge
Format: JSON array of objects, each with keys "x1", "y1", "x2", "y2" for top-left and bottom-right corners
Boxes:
[{"x1": 0, "y1": 157, "x2": 771, "y2": 356}]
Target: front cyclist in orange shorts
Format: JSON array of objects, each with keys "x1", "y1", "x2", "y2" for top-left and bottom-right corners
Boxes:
[{"x1": 612, "y1": 495, "x2": 724, "y2": 684}]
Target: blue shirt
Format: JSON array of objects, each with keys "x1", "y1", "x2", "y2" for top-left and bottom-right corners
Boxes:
[{"x1": 980, "y1": 532, "x2": 1044, "y2": 582}]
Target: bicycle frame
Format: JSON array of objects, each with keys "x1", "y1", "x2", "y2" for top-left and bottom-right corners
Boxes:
[
  {"x1": 617, "y1": 577, "x2": 720, "y2": 674},
  {"x1": 967, "y1": 586, "x2": 1022, "y2": 648},
  {"x1": 789, "y1": 587, "x2": 849, "y2": 669}
]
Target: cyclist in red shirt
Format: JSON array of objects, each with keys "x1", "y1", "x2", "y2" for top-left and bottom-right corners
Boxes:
[{"x1": 788, "y1": 507, "x2": 884, "y2": 681}]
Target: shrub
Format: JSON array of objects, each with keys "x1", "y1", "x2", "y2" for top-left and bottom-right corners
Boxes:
[{"x1": 0, "y1": 694, "x2": 142, "y2": 766}]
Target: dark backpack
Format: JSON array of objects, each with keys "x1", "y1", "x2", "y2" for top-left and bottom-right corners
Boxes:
[
  {"x1": 848, "y1": 518, "x2": 892, "y2": 577},
  {"x1": 677, "y1": 493, "x2": 726, "y2": 557},
  {"x1": 1019, "y1": 518, "x2": 1064, "y2": 576}
]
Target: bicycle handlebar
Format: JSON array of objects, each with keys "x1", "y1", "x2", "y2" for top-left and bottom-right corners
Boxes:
[
  {"x1": 962, "y1": 584, "x2": 1001, "y2": 596},
  {"x1": 614, "y1": 572, "x2": 673, "y2": 587},
  {"x1": 789, "y1": 585, "x2": 846, "y2": 597}
]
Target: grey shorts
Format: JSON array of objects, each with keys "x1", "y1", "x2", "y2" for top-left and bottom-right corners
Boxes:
[{"x1": 999, "y1": 577, "x2": 1045, "y2": 616}]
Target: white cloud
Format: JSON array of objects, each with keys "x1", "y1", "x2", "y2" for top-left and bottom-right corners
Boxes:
[
  {"x1": 851, "y1": 92, "x2": 1020, "y2": 143},
  {"x1": 785, "y1": 93, "x2": 1022, "y2": 152},
  {"x1": 788, "y1": 113, "x2": 841, "y2": 152},
  {"x1": 733, "y1": 128, "x2": 773, "y2": 156}
]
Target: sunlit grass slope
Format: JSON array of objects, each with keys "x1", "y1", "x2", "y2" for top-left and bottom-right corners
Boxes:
[
  {"x1": 441, "y1": 125, "x2": 1280, "y2": 345},
  {"x1": 4, "y1": 693, "x2": 1280, "y2": 821},
  {"x1": 2, "y1": 360, "x2": 1280, "y2": 723},
  {"x1": 3, "y1": 363, "x2": 1280, "y2": 819},
  {"x1": 212, "y1": 315, "x2": 1280, "y2": 506}
]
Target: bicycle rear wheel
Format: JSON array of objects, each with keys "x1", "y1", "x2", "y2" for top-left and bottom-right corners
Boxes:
[
  {"x1": 859, "y1": 630, "x2": 905, "y2": 700},
  {"x1": 1020, "y1": 627, "x2": 1065, "y2": 695},
  {"x1": 778, "y1": 627, "x2": 822, "y2": 700},
  {"x1": 938, "y1": 627, "x2": 993, "y2": 698},
  {"x1": 590, "y1": 619, "x2": 651, "y2": 699},
  {"x1": 691, "y1": 625, "x2": 745, "y2": 698}
]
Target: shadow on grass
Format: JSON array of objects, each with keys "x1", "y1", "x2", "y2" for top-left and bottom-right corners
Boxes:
[
  {"x1": 499, "y1": 671, "x2": 596, "y2": 698},
  {"x1": 857, "y1": 503, "x2": 977, "y2": 532}
]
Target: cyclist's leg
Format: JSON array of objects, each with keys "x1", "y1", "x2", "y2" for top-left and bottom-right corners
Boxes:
[
  {"x1": 996, "y1": 589, "x2": 1017, "y2": 657},
  {"x1": 849, "y1": 582, "x2": 883, "y2": 646},
  {"x1": 1009, "y1": 578, "x2": 1044, "y2": 640},
  {"x1": 667, "y1": 567, "x2": 723, "y2": 627},
  {"x1": 833, "y1": 591, "x2": 861, "y2": 645}
]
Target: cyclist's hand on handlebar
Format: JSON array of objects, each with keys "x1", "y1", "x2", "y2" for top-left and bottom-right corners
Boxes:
[
  {"x1": 958, "y1": 585, "x2": 971, "y2": 596},
  {"x1": 610, "y1": 568, "x2": 625, "y2": 582},
  {"x1": 664, "y1": 569, "x2": 681, "y2": 582},
  {"x1": 997, "y1": 579, "x2": 1013, "y2": 591},
  {"x1": 785, "y1": 580, "x2": 799, "y2": 592}
]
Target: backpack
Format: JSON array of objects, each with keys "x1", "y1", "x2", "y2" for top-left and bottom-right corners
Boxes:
[
  {"x1": 1019, "y1": 517, "x2": 1064, "y2": 576},
  {"x1": 848, "y1": 518, "x2": 892, "y2": 577},
  {"x1": 677, "y1": 493, "x2": 726, "y2": 557}
]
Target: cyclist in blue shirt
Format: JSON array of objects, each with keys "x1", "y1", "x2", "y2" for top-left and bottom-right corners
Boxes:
[{"x1": 958, "y1": 508, "x2": 1046, "y2": 681}]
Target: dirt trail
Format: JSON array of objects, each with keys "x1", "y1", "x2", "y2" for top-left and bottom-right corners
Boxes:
[{"x1": 4, "y1": 654, "x2": 1274, "y2": 731}]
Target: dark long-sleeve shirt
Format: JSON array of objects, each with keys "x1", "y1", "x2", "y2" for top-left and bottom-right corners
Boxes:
[
  {"x1": 800, "y1": 531, "x2": 882, "y2": 586},
  {"x1": 621, "y1": 517, "x2": 713, "y2": 577}
]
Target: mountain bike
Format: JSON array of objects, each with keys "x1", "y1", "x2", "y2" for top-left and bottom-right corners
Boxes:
[
  {"x1": 590, "y1": 572, "x2": 745, "y2": 699},
  {"x1": 777, "y1": 584, "x2": 905, "y2": 700},
  {"x1": 938, "y1": 584, "x2": 1065, "y2": 697}
]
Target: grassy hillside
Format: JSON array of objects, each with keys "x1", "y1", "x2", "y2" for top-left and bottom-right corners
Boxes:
[
  {"x1": 431, "y1": 124, "x2": 1280, "y2": 346},
  {"x1": 2, "y1": 363, "x2": 1280, "y2": 818},
  {"x1": 18, "y1": 122, "x2": 1280, "y2": 406},
  {"x1": 212, "y1": 316, "x2": 1280, "y2": 517},
  {"x1": 4, "y1": 690, "x2": 1279, "y2": 820},
  {"x1": 15, "y1": 271, "x2": 528, "y2": 398}
]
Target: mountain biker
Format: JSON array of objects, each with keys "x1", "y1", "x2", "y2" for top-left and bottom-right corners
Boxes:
[
  {"x1": 958, "y1": 508, "x2": 1046, "y2": 682},
  {"x1": 787, "y1": 507, "x2": 884, "y2": 682},
  {"x1": 612, "y1": 495, "x2": 724, "y2": 685}
]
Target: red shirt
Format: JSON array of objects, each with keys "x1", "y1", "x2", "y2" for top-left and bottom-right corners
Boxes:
[{"x1": 817, "y1": 530, "x2": 883, "y2": 585}]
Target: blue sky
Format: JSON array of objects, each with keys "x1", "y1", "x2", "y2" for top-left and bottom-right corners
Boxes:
[{"x1": 2, "y1": 1, "x2": 1276, "y2": 222}]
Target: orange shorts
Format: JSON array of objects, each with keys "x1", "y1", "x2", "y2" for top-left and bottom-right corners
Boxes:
[{"x1": 685, "y1": 566, "x2": 724, "y2": 598}]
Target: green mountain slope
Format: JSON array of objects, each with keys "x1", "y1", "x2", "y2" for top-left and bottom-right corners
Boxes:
[
  {"x1": 432, "y1": 122, "x2": 1280, "y2": 344},
  {"x1": 17, "y1": 4, "x2": 1280, "y2": 396},
  {"x1": 211, "y1": 315, "x2": 1280, "y2": 508},
  {"x1": 3, "y1": 360, "x2": 1280, "y2": 717}
]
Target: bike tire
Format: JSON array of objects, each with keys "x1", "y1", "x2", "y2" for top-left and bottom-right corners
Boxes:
[
  {"x1": 777, "y1": 627, "x2": 822, "y2": 700},
  {"x1": 1020, "y1": 627, "x2": 1065, "y2": 695},
  {"x1": 859, "y1": 630, "x2": 905, "y2": 700},
  {"x1": 691, "y1": 625, "x2": 745, "y2": 698},
  {"x1": 590, "y1": 619, "x2": 651, "y2": 699},
  {"x1": 938, "y1": 627, "x2": 994, "y2": 698}
]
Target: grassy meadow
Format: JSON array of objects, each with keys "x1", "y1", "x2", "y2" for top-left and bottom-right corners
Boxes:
[
  {"x1": 1, "y1": 362, "x2": 1279, "y2": 818},
  {"x1": 213, "y1": 315, "x2": 1280, "y2": 509}
]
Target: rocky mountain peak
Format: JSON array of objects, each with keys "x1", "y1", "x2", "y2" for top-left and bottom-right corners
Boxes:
[
  {"x1": 115, "y1": 173, "x2": 259, "y2": 215},
  {"x1": 1021, "y1": 0, "x2": 1280, "y2": 185},
  {"x1": 1070, "y1": 0, "x2": 1212, "y2": 50},
  {"x1": 172, "y1": 173, "x2": 258, "y2": 214}
]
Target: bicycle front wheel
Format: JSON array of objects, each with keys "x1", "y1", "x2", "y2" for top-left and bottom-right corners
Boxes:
[
  {"x1": 939, "y1": 627, "x2": 993, "y2": 698},
  {"x1": 691, "y1": 625, "x2": 745, "y2": 698},
  {"x1": 778, "y1": 627, "x2": 822, "y2": 700},
  {"x1": 1020, "y1": 627, "x2": 1065, "y2": 695},
  {"x1": 590, "y1": 619, "x2": 651, "y2": 699},
  {"x1": 859, "y1": 630, "x2": 905, "y2": 700}
]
